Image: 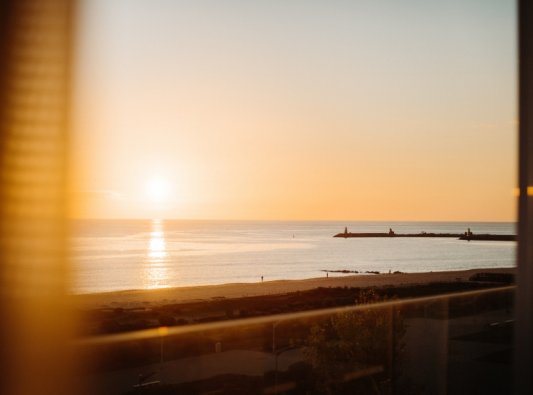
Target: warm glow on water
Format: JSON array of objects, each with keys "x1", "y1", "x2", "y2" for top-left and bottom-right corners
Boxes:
[
  {"x1": 144, "y1": 219, "x2": 170, "y2": 289},
  {"x1": 71, "y1": 220, "x2": 515, "y2": 294}
]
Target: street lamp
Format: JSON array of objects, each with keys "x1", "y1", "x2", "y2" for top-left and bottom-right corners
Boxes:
[{"x1": 272, "y1": 321, "x2": 281, "y2": 388}]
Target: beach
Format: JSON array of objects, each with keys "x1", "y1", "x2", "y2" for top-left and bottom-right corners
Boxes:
[
  {"x1": 75, "y1": 267, "x2": 515, "y2": 309},
  {"x1": 76, "y1": 266, "x2": 516, "y2": 394}
]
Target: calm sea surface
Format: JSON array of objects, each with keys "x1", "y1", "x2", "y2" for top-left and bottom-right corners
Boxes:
[{"x1": 71, "y1": 220, "x2": 516, "y2": 294}]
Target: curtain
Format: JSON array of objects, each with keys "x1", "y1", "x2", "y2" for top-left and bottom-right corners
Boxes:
[{"x1": 0, "y1": 1, "x2": 77, "y2": 394}]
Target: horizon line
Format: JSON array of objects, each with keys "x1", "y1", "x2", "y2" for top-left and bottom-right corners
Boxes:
[{"x1": 67, "y1": 217, "x2": 517, "y2": 223}]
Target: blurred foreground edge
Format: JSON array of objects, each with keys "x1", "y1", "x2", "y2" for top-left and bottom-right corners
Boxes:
[
  {"x1": 516, "y1": 1, "x2": 533, "y2": 394},
  {"x1": 0, "y1": 1, "x2": 77, "y2": 395}
]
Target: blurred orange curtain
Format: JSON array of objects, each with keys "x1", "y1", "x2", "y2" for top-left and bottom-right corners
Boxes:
[{"x1": 0, "y1": 1, "x2": 77, "y2": 395}]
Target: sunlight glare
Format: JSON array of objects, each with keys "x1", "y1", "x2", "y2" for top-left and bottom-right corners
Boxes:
[
  {"x1": 144, "y1": 219, "x2": 169, "y2": 289},
  {"x1": 146, "y1": 176, "x2": 171, "y2": 203}
]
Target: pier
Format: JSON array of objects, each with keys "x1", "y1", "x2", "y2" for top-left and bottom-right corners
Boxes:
[{"x1": 334, "y1": 228, "x2": 516, "y2": 242}]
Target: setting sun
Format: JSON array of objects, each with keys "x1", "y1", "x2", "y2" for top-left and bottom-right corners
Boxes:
[
  {"x1": 70, "y1": 0, "x2": 516, "y2": 222},
  {"x1": 146, "y1": 176, "x2": 171, "y2": 203}
]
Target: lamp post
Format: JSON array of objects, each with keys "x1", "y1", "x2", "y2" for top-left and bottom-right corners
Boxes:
[
  {"x1": 272, "y1": 321, "x2": 280, "y2": 353},
  {"x1": 158, "y1": 326, "x2": 169, "y2": 364},
  {"x1": 272, "y1": 321, "x2": 281, "y2": 388}
]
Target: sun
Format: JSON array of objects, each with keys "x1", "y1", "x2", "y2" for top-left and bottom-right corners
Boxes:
[{"x1": 146, "y1": 176, "x2": 171, "y2": 203}]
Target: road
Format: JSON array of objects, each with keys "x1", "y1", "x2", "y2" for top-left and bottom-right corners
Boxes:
[{"x1": 82, "y1": 348, "x2": 304, "y2": 395}]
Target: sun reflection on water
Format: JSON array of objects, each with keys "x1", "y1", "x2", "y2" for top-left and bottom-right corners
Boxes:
[{"x1": 144, "y1": 219, "x2": 170, "y2": 289}]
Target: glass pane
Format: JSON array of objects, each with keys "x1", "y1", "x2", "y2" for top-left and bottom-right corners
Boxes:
[
  {"x1": 76, "y1": 287, "x2": 514, "y2": 394},
  {"x1": 70, "y1": 1, "x2": 517, "y2": 394}
]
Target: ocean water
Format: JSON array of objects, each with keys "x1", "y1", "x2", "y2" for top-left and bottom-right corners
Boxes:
[{"x1": 70, "y1": 220, "x2": 516, "y2": 294}]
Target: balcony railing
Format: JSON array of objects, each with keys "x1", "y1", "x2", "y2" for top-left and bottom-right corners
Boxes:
[{"x1": 76, "y1": 286, "x2": 514, "y2": 395}]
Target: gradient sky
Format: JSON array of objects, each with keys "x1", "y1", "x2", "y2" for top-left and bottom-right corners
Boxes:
[{"x1": 71, "y1": 0, "x2": 517, "y2": 221}]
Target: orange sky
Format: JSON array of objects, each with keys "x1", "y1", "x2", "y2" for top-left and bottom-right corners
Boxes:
[{"x1": 70, "y1": 0, "x2": 517, "y2": 221}]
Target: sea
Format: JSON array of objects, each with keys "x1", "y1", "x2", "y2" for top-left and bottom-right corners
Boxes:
[{"x1": 70, "y1": 220, "x2": 516, "y2": 294}]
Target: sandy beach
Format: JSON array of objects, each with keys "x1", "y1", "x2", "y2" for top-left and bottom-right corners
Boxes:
[{"x1": 75, "y1": 267, "x2": 515, "y2": 309}]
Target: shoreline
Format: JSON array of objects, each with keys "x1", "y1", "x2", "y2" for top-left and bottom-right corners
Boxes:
[{"x1": 74, "y1": 267, "x2": 515, "y2": 309}]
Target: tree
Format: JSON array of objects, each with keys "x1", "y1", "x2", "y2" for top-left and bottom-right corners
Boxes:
[{"x1": 304, "y1": 290, "x2": 404, "y2": 394}]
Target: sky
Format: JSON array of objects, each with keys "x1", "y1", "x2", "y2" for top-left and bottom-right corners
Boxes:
[{"x1": 70, "y1": 0, "x2": 517, "y2": 221}]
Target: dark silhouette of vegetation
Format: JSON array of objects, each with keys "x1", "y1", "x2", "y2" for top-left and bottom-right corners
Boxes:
[
  {"x1": 469, "y1": 272, "x2": 514, "y2": 284},
  {"x1": 304, "y1": 290, "x2": 405, "y2": 394},
  {"x1": 82, "y1": 280, "x2": 508, "y2": 338}
]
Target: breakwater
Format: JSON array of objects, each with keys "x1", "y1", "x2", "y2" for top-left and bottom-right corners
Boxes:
[{"x1": 334, "y1": 230, "x2": 516, "y2": 242}]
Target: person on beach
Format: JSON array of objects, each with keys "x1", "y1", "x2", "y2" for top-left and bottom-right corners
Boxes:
[{"x1": 261, "y1": 276, "x2": 263, "y2": 282}]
